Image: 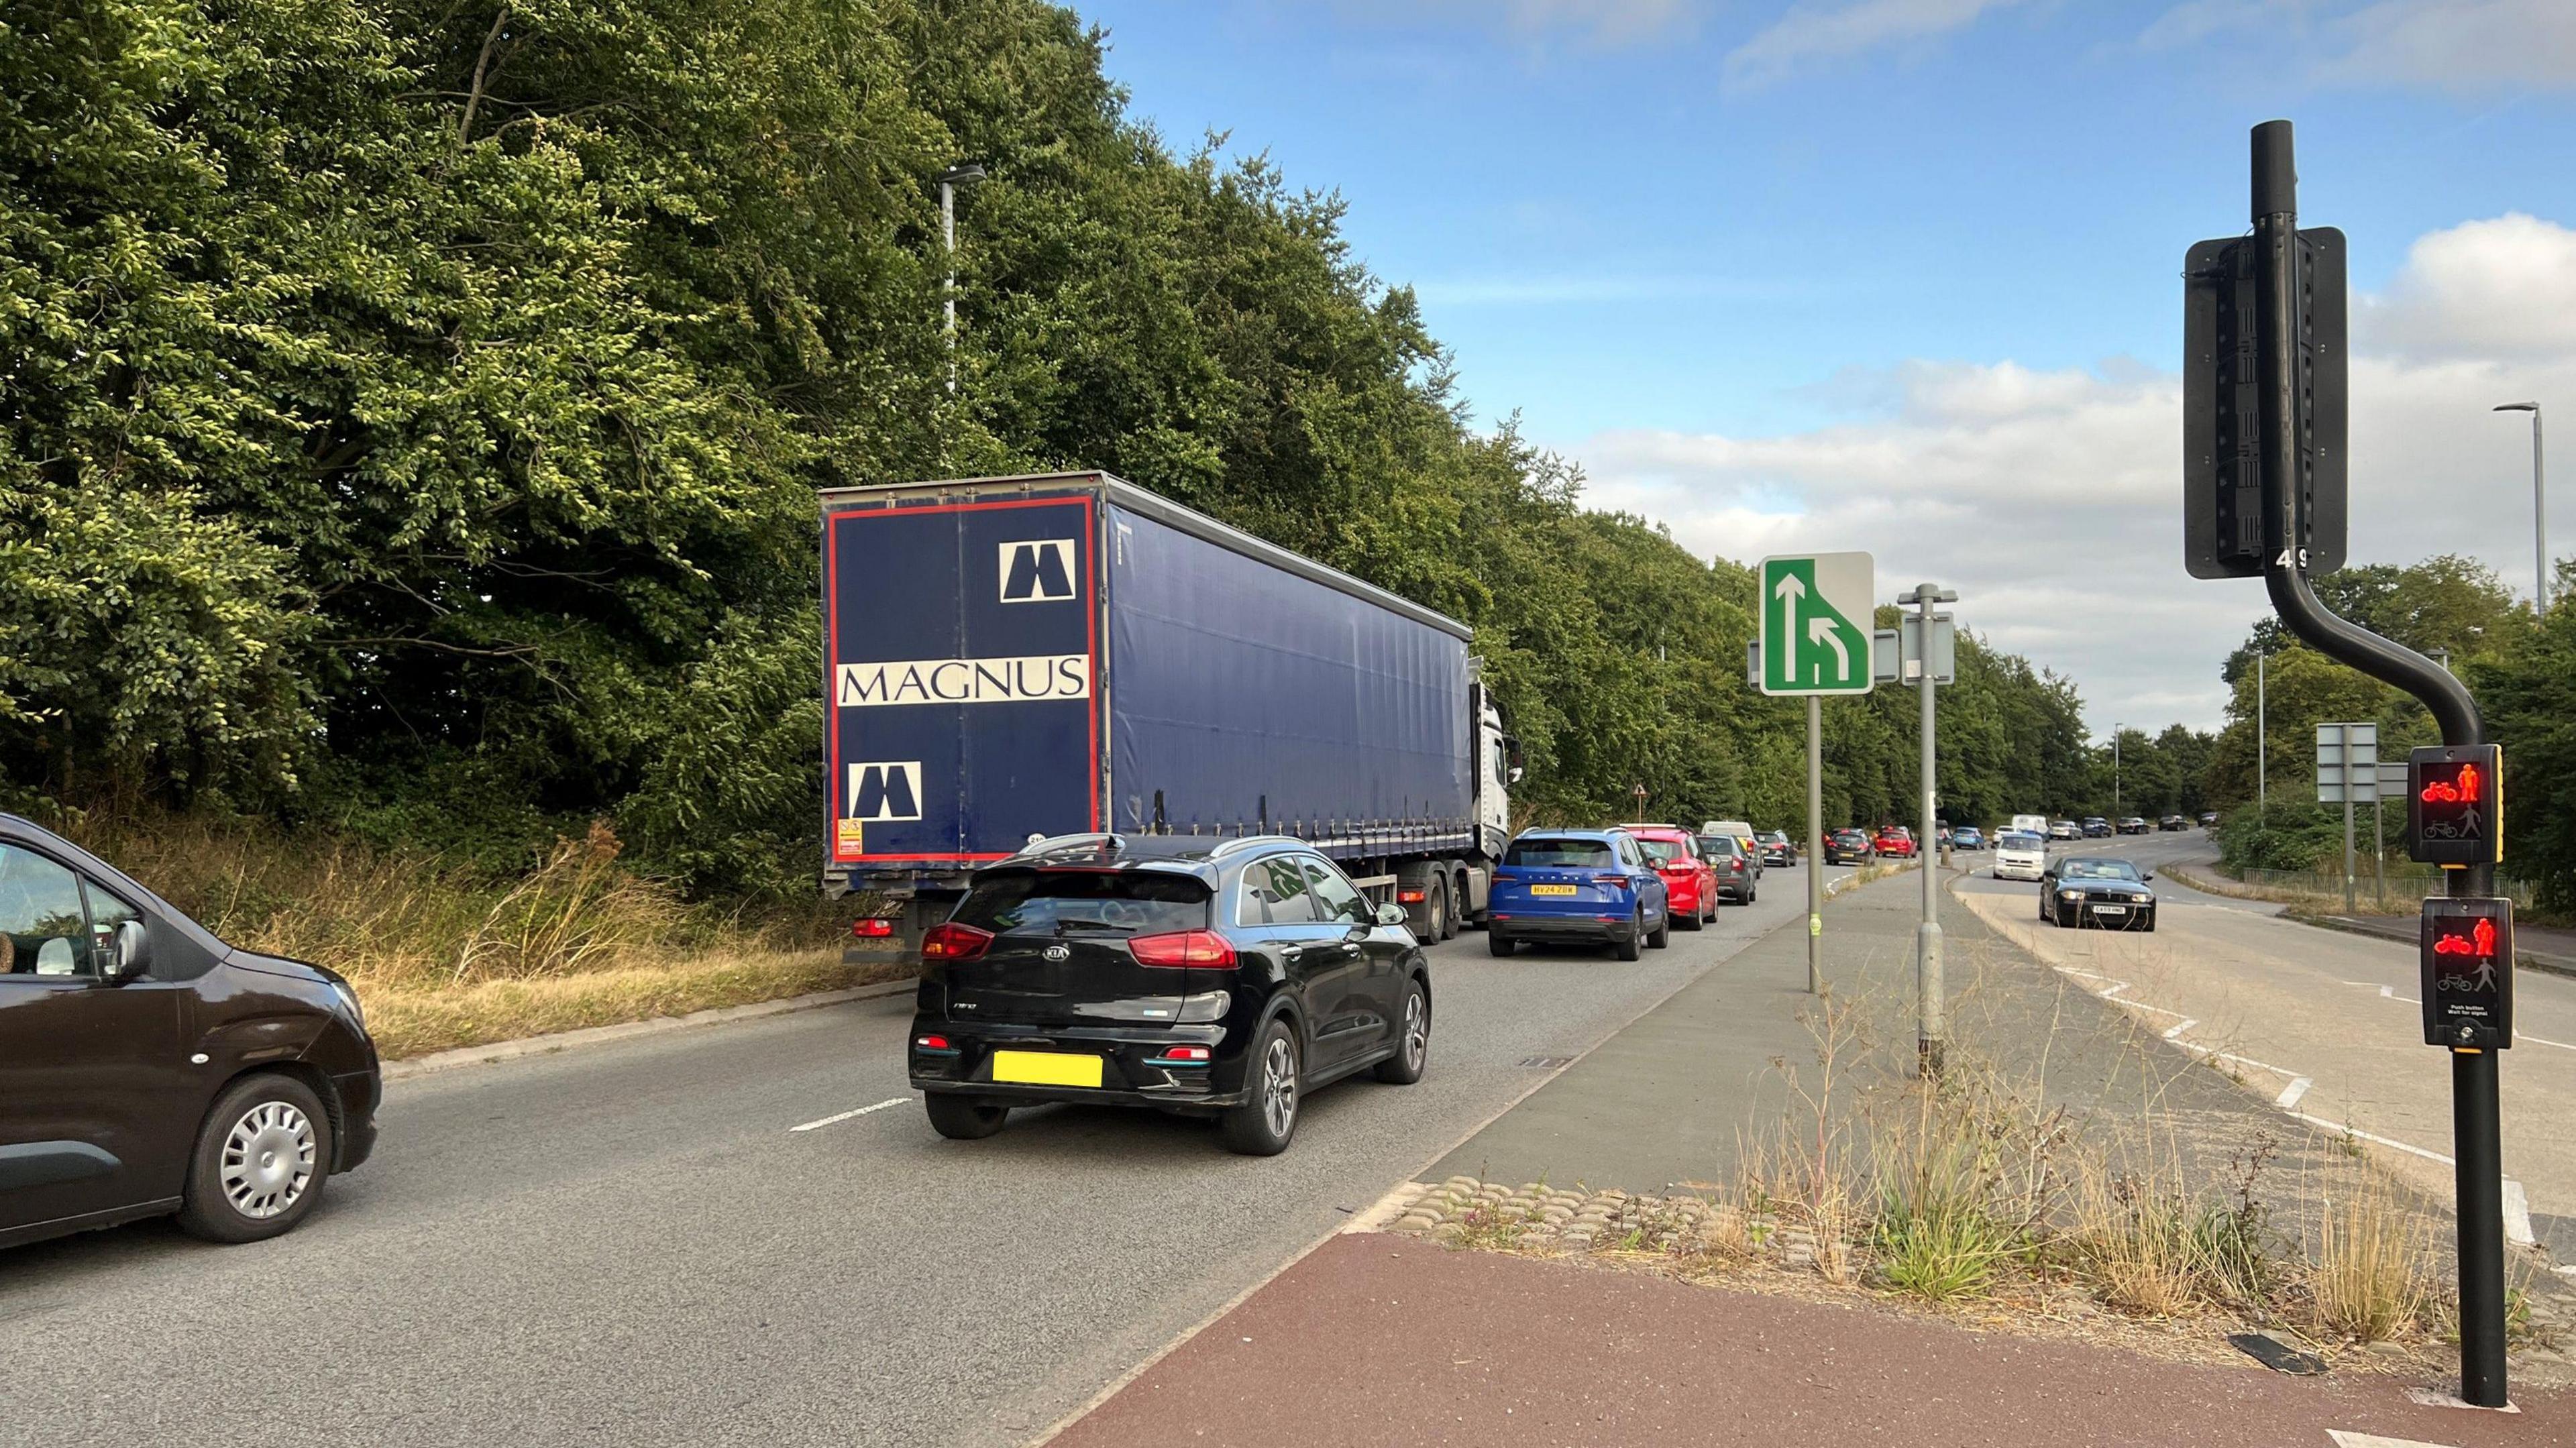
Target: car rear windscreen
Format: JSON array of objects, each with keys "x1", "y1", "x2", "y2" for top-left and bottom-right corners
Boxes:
[
  {"x1": 952, "y1": 870, "x2": 1212, "y2": 936},
  {"x1": 1506, "y1": 840, "x2": 1615, "y2": 869},
  {"x1": 1633, "y1": 838, "x2": 1689, "y2": 865},
  {"x1": 1696, "y1": 835, "x2": 1740, "y2": 857}
]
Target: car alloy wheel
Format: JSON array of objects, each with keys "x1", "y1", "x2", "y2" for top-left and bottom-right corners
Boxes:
[
  {"x1": 221, "y1": 1100, "x2": 317, "y2": 1220},
  {"x1": 1260, "y1": 1034, "x2": 1297, "y2": 1139}
]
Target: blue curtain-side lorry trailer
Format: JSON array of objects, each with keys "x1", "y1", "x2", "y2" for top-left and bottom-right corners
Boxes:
[{"x1": 821, "y1": 471, "x2": 1518, "y2": 959}]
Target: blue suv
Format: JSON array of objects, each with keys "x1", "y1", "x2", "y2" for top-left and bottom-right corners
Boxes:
[{"x1": 1485, "y1": 829, "x2": 1672, "y2": 960}]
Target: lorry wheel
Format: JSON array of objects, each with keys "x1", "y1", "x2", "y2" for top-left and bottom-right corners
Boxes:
[
  {"x1": 1615, "y1": 914, "x2": 1643, "y2": 962},
  {"x1": 1450, "y1": 871, "x2": 1471, "y2": 938},
  {"x1": 1487, "y1": 931, "x2": 1515, "y2": 957},
  {"x1": 925, "y1": 1095, "x2": 1010, "y2": 1140},
  {"x1": 1427, "y1": 876, "x2": 1451, "y2": 942}
]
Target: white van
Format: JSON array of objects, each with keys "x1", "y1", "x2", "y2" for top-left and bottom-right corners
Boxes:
[
  {"x1": 1700, "y1": 821, "x2": 1760, "y2": 877},
  {"x1": 1994, "y1": 830, "x2": 2048, "y2": 882},
  {"x1": 2009, "y1": 814, "x2": 2047, "y2": 838}
]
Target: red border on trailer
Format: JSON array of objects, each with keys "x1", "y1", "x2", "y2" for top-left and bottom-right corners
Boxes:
[{"x1": 824, "y1": 494, "x2": 1101, "y2": 866}]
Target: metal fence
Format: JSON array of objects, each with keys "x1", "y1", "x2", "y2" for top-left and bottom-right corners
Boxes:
[{"x1": 2233, "y1": 865, "x2": 2535, "y2": 912}]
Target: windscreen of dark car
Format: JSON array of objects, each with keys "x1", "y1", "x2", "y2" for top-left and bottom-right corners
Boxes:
[
  {"x1": 2057, "y1": 860, "x2": 2143, "y2": 882},
  {"x1": 1505, "y1": 839, "x2": 1615, "y2": 869},
  {"x1": 952, "y1": 870, "x2": 1212, "y2": 936}
]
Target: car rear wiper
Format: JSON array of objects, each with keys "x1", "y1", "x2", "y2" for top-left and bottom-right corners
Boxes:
[{"x1": 1053, "y1": 920, "x2": 1139, "y2": 936}]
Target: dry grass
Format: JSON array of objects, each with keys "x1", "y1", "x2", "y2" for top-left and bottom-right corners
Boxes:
[
  {"x1": 367, "y1": 949, "x2": 901, "y2": 1060},
  {"x1": 41, "y1": 805, "x2": 868, "y2": 1058},
  {"x1": 2311, "y1": 1166, "x2": 2439, "y2": 1342}
]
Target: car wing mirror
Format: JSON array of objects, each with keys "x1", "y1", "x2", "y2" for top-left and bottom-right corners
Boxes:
[
  {"x1": 1375, "y1": 903, "x2": 1407, "y2": 928},
  {"x1": 2141, "y1": 872, "x2": 2155, "y2": 881},
  {"x1": 107, "y1": 920, "x2": 152, "y2": 981}
]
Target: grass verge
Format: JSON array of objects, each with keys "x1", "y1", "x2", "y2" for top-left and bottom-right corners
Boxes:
[{"x1": 367, "y1": 949, "x2": 909, "y2": 1060}]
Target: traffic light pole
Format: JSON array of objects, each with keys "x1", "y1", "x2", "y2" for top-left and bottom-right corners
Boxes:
[
  {"x1": 1807, "y1": 693, "x2": 1823, "y2": 995},
  {"x1": 2247, "y1": 120, "x2": 2508, "y2": 1408}
]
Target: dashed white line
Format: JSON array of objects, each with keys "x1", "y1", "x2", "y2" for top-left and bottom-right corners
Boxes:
[
  {"x1": 2161, "y1": 1017, "x2": 2198, "y2": 1041},
  {"x1": 790, "y1": 1096, "x2": 911, "y2": 1133},
  {"x1": 2275, "y1": 1076, "x2": 2313, "y2": 1109}
]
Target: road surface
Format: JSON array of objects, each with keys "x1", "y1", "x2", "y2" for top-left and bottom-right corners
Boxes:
[{"x1": 0, "y1": 862, "x2": 1843, "y2": 1448}]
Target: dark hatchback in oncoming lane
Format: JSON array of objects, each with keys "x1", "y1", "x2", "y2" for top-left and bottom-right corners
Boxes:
[
  {"x1": 907, "y1": 834, "x2": 1430, "y2": 1156},
  {"x1": 1, "y1": 815, "x2": 380, "y2": 1251}
]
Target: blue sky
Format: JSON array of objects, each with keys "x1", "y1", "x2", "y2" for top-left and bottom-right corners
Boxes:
[{"x1": 1069, "y1": 1, "x2": 2576, "y2": 731}]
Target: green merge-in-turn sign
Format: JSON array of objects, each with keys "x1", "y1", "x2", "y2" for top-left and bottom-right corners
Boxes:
[{"x1": 1758, "y1": 553, "x2": 1874, "y2": 695}]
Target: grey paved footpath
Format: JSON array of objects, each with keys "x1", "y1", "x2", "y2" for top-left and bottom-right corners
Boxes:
[{"x1": 1430, "y1": 860, "x2": 2320, "y2": 1198}]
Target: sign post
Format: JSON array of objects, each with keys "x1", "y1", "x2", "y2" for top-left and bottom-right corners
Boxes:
[
  {"x1": 2316, "y1": 722, "x2": 2377, "y2": 915},
  {"x1": 1758, "y1": 553, "x2": 1876, "y2": 997},
  {"x1": 2184, "y1": 121, "x2": 2508, "y2": 1408}
]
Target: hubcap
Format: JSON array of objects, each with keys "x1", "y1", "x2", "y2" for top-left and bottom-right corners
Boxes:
[
  {"x1": 1403, "y1": 993, "x2": 1427, "y2": 1070},
  {"x1": 1262, "y1": 1036, "x2": 1298, "y2": 1138},
  {"x1": 220, "y1": 1101, "x2": 315, "y2": 1220}
]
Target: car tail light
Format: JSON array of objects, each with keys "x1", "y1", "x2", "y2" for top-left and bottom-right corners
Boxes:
[
  {"x1": 1398, "y1": 889, "x2": 1426, "y2": 903},
  {"x1": 1129, "y1": 930, "x2": 1237, "y2": 968},
  {"x1": 914, "y1": 1034, "x2": 954, "y2": 1052},
  {"x1": 921, "y1": 922, "x2": 993, "y2": 961},
  {"x1": 1150, "y1": 1044, "x2": 1213, "y2": 1065},
  {"x1": 1594, "y1": 875, "x2": 1630, "y2": 891},
  {"x1": 851, "y1": 917, "x2": 896, "y2": 938}
]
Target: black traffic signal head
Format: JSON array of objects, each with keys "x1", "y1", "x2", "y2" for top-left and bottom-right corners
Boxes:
[
  {"x1": 2420, "y1": 895, "x2": 2512, "y2": 1048},
  {"x1": 2182, "y1": 227, "x2": 2348, "y2": 579},
  {"x1": 2408, "y1": 744, "x2": 2502, "y2": 866}
]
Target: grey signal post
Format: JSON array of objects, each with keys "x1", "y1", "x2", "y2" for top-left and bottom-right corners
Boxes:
[{"x1": 1900, "y1": 581, "x2": 1956, "y2": 1077}]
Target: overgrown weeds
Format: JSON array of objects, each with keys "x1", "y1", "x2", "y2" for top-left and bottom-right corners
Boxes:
[{"x1": 2312, "y1": 1166, "x2": 2436, "y2": 1343}]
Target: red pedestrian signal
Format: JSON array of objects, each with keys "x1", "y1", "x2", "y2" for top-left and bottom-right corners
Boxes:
[
  {"x1": 2432, "y1": 917, "x2": 2498, "y2": 958},
  {"x1": 2409, "y1": 745, "x2": 2502, "y2": 866}
]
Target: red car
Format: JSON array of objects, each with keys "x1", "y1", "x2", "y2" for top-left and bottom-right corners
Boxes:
[
  {"x1": 1626, "y1": 825, "x2": 1719, "y2": 930},
  {"x1": 1873, "y1": 826, "x2": 1917, "y2": 858}
]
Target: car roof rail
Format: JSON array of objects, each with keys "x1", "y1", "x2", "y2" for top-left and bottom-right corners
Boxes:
[{"x1": 1209, "y1": 834, "x2": 1300, "y2": 858}]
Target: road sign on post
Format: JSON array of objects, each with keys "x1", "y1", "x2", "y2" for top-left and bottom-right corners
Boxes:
[
  {"x1": 1758, "y1": 554, "x2": 1874, "y2": 695},
  {"x1": 2318, "y1": 722, "x2": 2377, "y2": 914}
]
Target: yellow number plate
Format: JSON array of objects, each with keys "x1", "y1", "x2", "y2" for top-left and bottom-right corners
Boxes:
[
  {"x1": 1529, "y1": 884, "x2": 1579, "y2": 896},
  {"x1": 991, "y1": 1050, "x2": 1104, "y2": 1087}
]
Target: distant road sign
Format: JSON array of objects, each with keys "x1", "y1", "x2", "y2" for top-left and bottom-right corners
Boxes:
[
  {"x1": 1758, "y1": 553, "x2": 1873, "y2": 696},
  {"x1": 2316, "y1": 722, "x2": 2378, "y2": 803}
]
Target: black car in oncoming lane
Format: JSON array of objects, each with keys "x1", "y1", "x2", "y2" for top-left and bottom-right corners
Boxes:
[
  {"x1": 908, "y1": 834, "x2": 1430, "y2": 1156},
  {"x1": 2040, "y1": 856, "x2": 2158, "y2": 932},
  {"x1": 1, "y1": 814, "x2": 379, "y2": 1251}
]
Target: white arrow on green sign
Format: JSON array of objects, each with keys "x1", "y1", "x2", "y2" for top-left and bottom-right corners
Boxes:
[{"x1": 1758, "y1": 553, "x2": 1874, "y2": 695}]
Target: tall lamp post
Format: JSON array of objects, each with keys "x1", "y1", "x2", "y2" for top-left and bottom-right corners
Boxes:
[
  {"x1": 2112, "y1": 724, "x2": 2123, "y2": 814},
  {"x1": 938, "y1": 163, "x2": 987, "y2": 395},
  {"x1": 2496, "y1": 401, "x2": 2545, "y2": 611}
]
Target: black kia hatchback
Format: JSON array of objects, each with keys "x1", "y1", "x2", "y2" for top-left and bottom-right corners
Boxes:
[
  {"x1": 1, "y1": 814, "x2": 380, "y2": 1250},
  {"x1": 908, "y1": 834, "x2": 1431, "y2": 1155}
]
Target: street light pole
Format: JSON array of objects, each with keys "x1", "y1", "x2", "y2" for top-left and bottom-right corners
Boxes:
[
  {"x1": 1898, "y1": 581, "x2": 1957, "y2": 1078},
  {"x1": 2256, "y1": 650, "x2": 2267, "y2": 821},
  {"x1": 937, "y1": 163, "x2": 987, "y2": 396},
  {"x1": 2497, "y1": 402, "x2": 2545, "y2": 612},
  {"x1": 2113, "y1": 724, "x2": 2123, "y2": 814}
]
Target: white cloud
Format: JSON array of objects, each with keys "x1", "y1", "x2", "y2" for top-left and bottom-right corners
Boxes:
[
  {"x1": 1723, "y1": 0, "x2": 2037, "y2": 89},
  {"x1": 1351, "y1": 0, "x2": 1700, "y2": 44},
  {"x1": 2330, "y1": 0, "x2": 2576, "y2": 89},
  {"x1": 2360, "y1": 213, "x2": 2576, "y2": 357},
  {"x1": 2135, "y1": 0, "x2": 2576, "y2": 89},
  {"x1": 1564, "y1": 213, "x2": 2576, "y2": 732}
]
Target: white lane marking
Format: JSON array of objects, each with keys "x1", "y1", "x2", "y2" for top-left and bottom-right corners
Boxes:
[
  {"x1": 2515, "y1": 1030, "x2": 2576, "y2": 1051},
  {"x1": 2292, "y1": 1113, "x2": 2454, "y2": 1166},
  {"x1": 2332, "y1": 1431, "x2": 2464, "y2": 1447},
  {"x1": 2276, "y1": 1076, "x2": 2313, "y2": 1109},
  {"x1": 2379, "y1": 985, "x2": 2394, "y2": 998},
  {"x1": 2161, "y1": 1017, "x2": 2198, "y2": 1040},
  {"x1": 790, "y1": 1096, "x2": 910, "y2": 1133}
]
